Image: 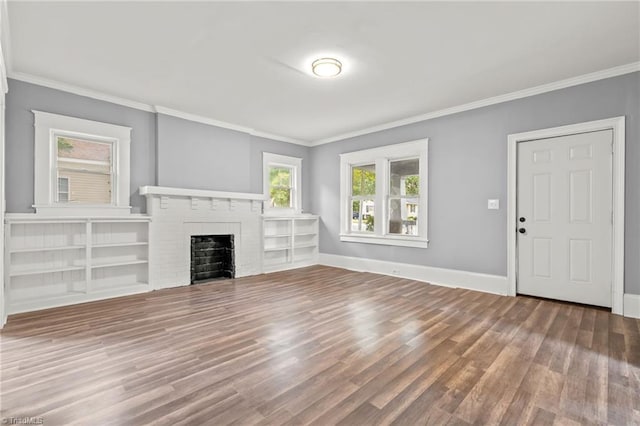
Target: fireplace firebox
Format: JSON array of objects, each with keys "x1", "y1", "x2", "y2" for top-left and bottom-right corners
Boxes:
[{"x1": 190, "y1": 235, "x2": 235, "y2": 283}]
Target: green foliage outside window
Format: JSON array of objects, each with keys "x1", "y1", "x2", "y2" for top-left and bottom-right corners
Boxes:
[
  {"x1": 352, "y1": 166, "x2": 376, "y2": 195},
  {"x1": 365, "y1": 215, "x2": 374, "y2": 231},
  {"x1": 404, "y1": 175, "x2": 419, "y2": 196},
  {"x1": 270, "y1": 167, "x2": 292, "y2": 208},
  {"x1": 57, "y1": 137, "x2": 74, "y2": 153}
]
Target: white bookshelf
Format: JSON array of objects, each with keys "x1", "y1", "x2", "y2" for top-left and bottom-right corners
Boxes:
[
  {"x1": 262, "y1": 214, "x2": 319, "y2": 273},
  {"x1": 4, "y1": 215, "x2": 150, "y2": 314}
]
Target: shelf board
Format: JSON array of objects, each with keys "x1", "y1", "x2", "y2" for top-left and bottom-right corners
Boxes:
[
  {"x1": 91, "y1": 260, "x2": 148, "y2": 269},
  {"x1": 264, "y1": 234, "x2": 291, "y2": 238},
  {"x1": 10, "y1": 245, "x2": 86, "y2": 254},
  {"x1": 10, "y1": 265, "x2": 86, "y2": 277},
  {"x1": 293, "y1": 232, "x2": 317, "y2": 237},
  {"x1": 294, "y1": 244, "x2": 318, "y2": 249},
  {"x1": 92, "y1": 242, "x2": 148, "y2": 248},
  {"x1": 91, "y1": 282, "x2": 149, "y2": 292},
  {"x1": 264, "y1": 246, "x2": 291, "y2": 252}
]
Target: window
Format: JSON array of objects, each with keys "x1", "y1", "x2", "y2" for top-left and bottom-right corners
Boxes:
[
  {"x1": 57, "y1": 177, "x2": 70, "y2": 203},
  {"x1": 350, "y1": 164, "x2": 376, "y2": 232},
  {"x1": 388, "y1": 158, "x2": 420, "y2": 236},
  {"x1": 33, "y1": 111, "x2": 131, "y2": 215},
  {"x1": 269, "y1": 166, "x2": 293, "y2": 208},
  {"x1": 55, "y1": 135, "x2": 114, "y2": 204},
  {"x1": 340, "y1": 139, "x2": 428, "y2": 248},
  {"x1": 263, "y1": 152, "x2": 302, "y2": 214}
]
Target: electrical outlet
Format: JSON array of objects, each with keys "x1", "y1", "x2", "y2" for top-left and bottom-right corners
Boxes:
[{"x1": 487, "y1": 199, "x2": 500, "y2": 210}]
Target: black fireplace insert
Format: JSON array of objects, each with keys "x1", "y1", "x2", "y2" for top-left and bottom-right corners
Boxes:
[{"x1": 190, "y1": 235, "x2": 235, "y2": 283}]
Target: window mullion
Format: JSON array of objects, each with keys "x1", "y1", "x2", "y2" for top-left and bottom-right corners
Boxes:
[
  {"x1": 51, "y1": 137, "x2": 59, "y2": 205},
  {"x1": 419, "y1": 155, "x2": 427, "y2": 240},
  {"x1": 374, "y1": 157, "x2": 386, "y2": 237}
]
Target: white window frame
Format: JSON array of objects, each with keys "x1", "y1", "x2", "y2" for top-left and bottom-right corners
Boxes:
[
  {"x1": 57, "y1": 176, "x2": 70, "y2": 203},
  {"x1": 263, "y1": 152, "x2": 302, "y2": 215},
  {"x1": 339, "y1": 139, "x2": 429, "y2": 248},
  {"x1": 33, "y1": 111, "x2": 132, "y2": 216}
]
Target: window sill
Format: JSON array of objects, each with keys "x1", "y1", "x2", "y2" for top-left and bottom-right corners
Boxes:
[
  {"x1": 339, "y1": 233, "x2": 429, "y2": 248},
  {"x1": 33, "y1": 205, "x2": 132, "y2": 217}
]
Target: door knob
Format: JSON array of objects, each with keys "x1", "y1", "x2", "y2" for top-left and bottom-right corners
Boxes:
[
  {"x1": 518, "y1": 228, "x2": 526, "y2": 234},
  {"x1": 519, "y1": 217, "x2": 526, "y2": 223}
]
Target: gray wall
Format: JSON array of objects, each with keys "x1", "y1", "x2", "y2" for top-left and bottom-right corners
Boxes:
[
  {"x1": 156, "y1": 114, "x2": 311, "y2": 212},
  {"x1": 6, "y1": 79, "x2": 157, "y2": 213},
  {"x1": 310, "y1": 72, "x2": 640, "y2": 294},
  {"x1": 5, "y1": 79, "x2": 311, "y2": 214},
  {"x1": 6, "y1": 74, "x2": 639, "y2": 294}
]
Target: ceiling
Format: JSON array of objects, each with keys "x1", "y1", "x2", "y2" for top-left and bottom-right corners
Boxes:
[{"x1": 5, "y1": 1, "x2": 640, "y2": 144}]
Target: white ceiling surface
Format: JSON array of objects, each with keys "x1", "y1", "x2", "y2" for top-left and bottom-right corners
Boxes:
[{"x1": 7, "y1": 2, "x2": 640, "y2": 143}]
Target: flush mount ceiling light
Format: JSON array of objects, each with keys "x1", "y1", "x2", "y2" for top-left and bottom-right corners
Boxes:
[{"x1": 311, "y1": 57, "x2": 342, "y2": 78}]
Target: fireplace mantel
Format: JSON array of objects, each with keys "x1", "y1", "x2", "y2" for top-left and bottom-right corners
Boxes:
[
  {"x1": 140, "y1": 185, "x2": 266, "y2": 201},
  {"x1": 142, "y1": 185, "x2": 264, "y2": 290}
]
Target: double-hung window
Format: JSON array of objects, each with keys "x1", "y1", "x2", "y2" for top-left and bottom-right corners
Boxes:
[
  {"x1": 263, "y1": 152, "x2": 302, "y2": 214},
  {"x1": 55, "y1": 134, "x2": 115, "y2": 205},
  {"x1": 340, "y1": 139, "x2": 428, "y2": 248},
  {"x1": 350, "y1": 164, "x2": 376, "y2": 232},
  {"x1": 33, "y1": 111, "x2": 132, "y2": 215}
]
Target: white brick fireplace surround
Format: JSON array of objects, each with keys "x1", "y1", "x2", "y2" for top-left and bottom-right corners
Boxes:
[{"x1": 140, "y1": 186, "x2": 265, "y2": 290}]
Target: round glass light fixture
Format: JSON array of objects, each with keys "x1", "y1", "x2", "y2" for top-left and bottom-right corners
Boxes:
[{"x1": 312, "y1": 57, "x2": 342, "y2": 78}]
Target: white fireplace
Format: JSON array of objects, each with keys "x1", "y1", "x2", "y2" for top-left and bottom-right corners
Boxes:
[{"x1": 141, "y1": 186, "x2": 265, "y2": 290}]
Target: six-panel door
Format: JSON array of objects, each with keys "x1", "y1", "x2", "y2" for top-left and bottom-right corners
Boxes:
[{"x1": 517, "y1": 130, "x2": 613, "y2": 307}]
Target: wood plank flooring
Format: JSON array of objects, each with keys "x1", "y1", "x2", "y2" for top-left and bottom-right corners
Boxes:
[{"x1": 1, "y1": 265, "x2": 639, "y2": 425}]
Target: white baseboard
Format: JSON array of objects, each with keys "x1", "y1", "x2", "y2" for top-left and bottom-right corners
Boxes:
[
  {"x1": 319, "y1": 253, "x2": 508, "y2": 296},
  {"x1": 624, "y1": 294, "x2": 640, "y2": 319}
]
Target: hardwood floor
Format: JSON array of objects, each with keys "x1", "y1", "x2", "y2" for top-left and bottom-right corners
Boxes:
[{"x1": 1, "y1": 265, "x2": 639, "y2": 425}]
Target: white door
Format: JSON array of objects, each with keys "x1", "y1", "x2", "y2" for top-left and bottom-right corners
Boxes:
[{"x1": 517, "y1": 130, "x2": 613, "y2": 307}]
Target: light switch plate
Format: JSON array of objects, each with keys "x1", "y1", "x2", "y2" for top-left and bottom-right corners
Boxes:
[{"x1": 488, "y1": 199, "x2": 500, "y2": 210}]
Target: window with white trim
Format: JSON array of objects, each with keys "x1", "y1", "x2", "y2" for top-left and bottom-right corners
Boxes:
[
  {"x1": 33, "y1": 111, "x2": 132, "y2": 215},
  {"x1": 263, "y1": 152, "x2": 302, "y2": 214},
  {"x1": 340, "y1": 139, "x2": 428, "y2": 248}
]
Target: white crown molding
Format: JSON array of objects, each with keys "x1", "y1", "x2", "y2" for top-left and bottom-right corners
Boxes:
[
  {"x1": 310, "y1": 62, "x2": 640, "y2": 146},
  {"x1": 8, "y1": 72, "x2": 310, "y2": 146},
  {"x1": 9, "y1": 71, "x2": 156, "y2": 112},
  {"x1": 153, "y1": 106, "x2": 309, "y2": 146},
  {"x1": 6, "y1": 60, "x2": 639, "y2": 149},
  {"x1": 154, "y1": 105, "x2": 260, "y2": 136}
]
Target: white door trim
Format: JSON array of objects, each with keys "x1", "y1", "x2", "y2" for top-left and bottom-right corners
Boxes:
[{"x1": 507, "y1": 117, "x2": 625, "y2": 315}]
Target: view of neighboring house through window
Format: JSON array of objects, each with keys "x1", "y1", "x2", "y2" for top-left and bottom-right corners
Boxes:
[
  {"x1": 56, "y1": 135, "x2": 113, "y2": 204},
  {"x1": 269, "y1": 166, "x2": 293, "y2": 208},
  {"x1": 351, "y1": 164, "x2": 376, "y2": 232}
]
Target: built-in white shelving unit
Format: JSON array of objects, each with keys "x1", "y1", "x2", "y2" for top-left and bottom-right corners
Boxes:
[
  {"x1": 262, "y1": 214, "x2": 319, "y2": 273},
  {"x1": 4, "y1": 214, "x2": 150, "y2": 314}
]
